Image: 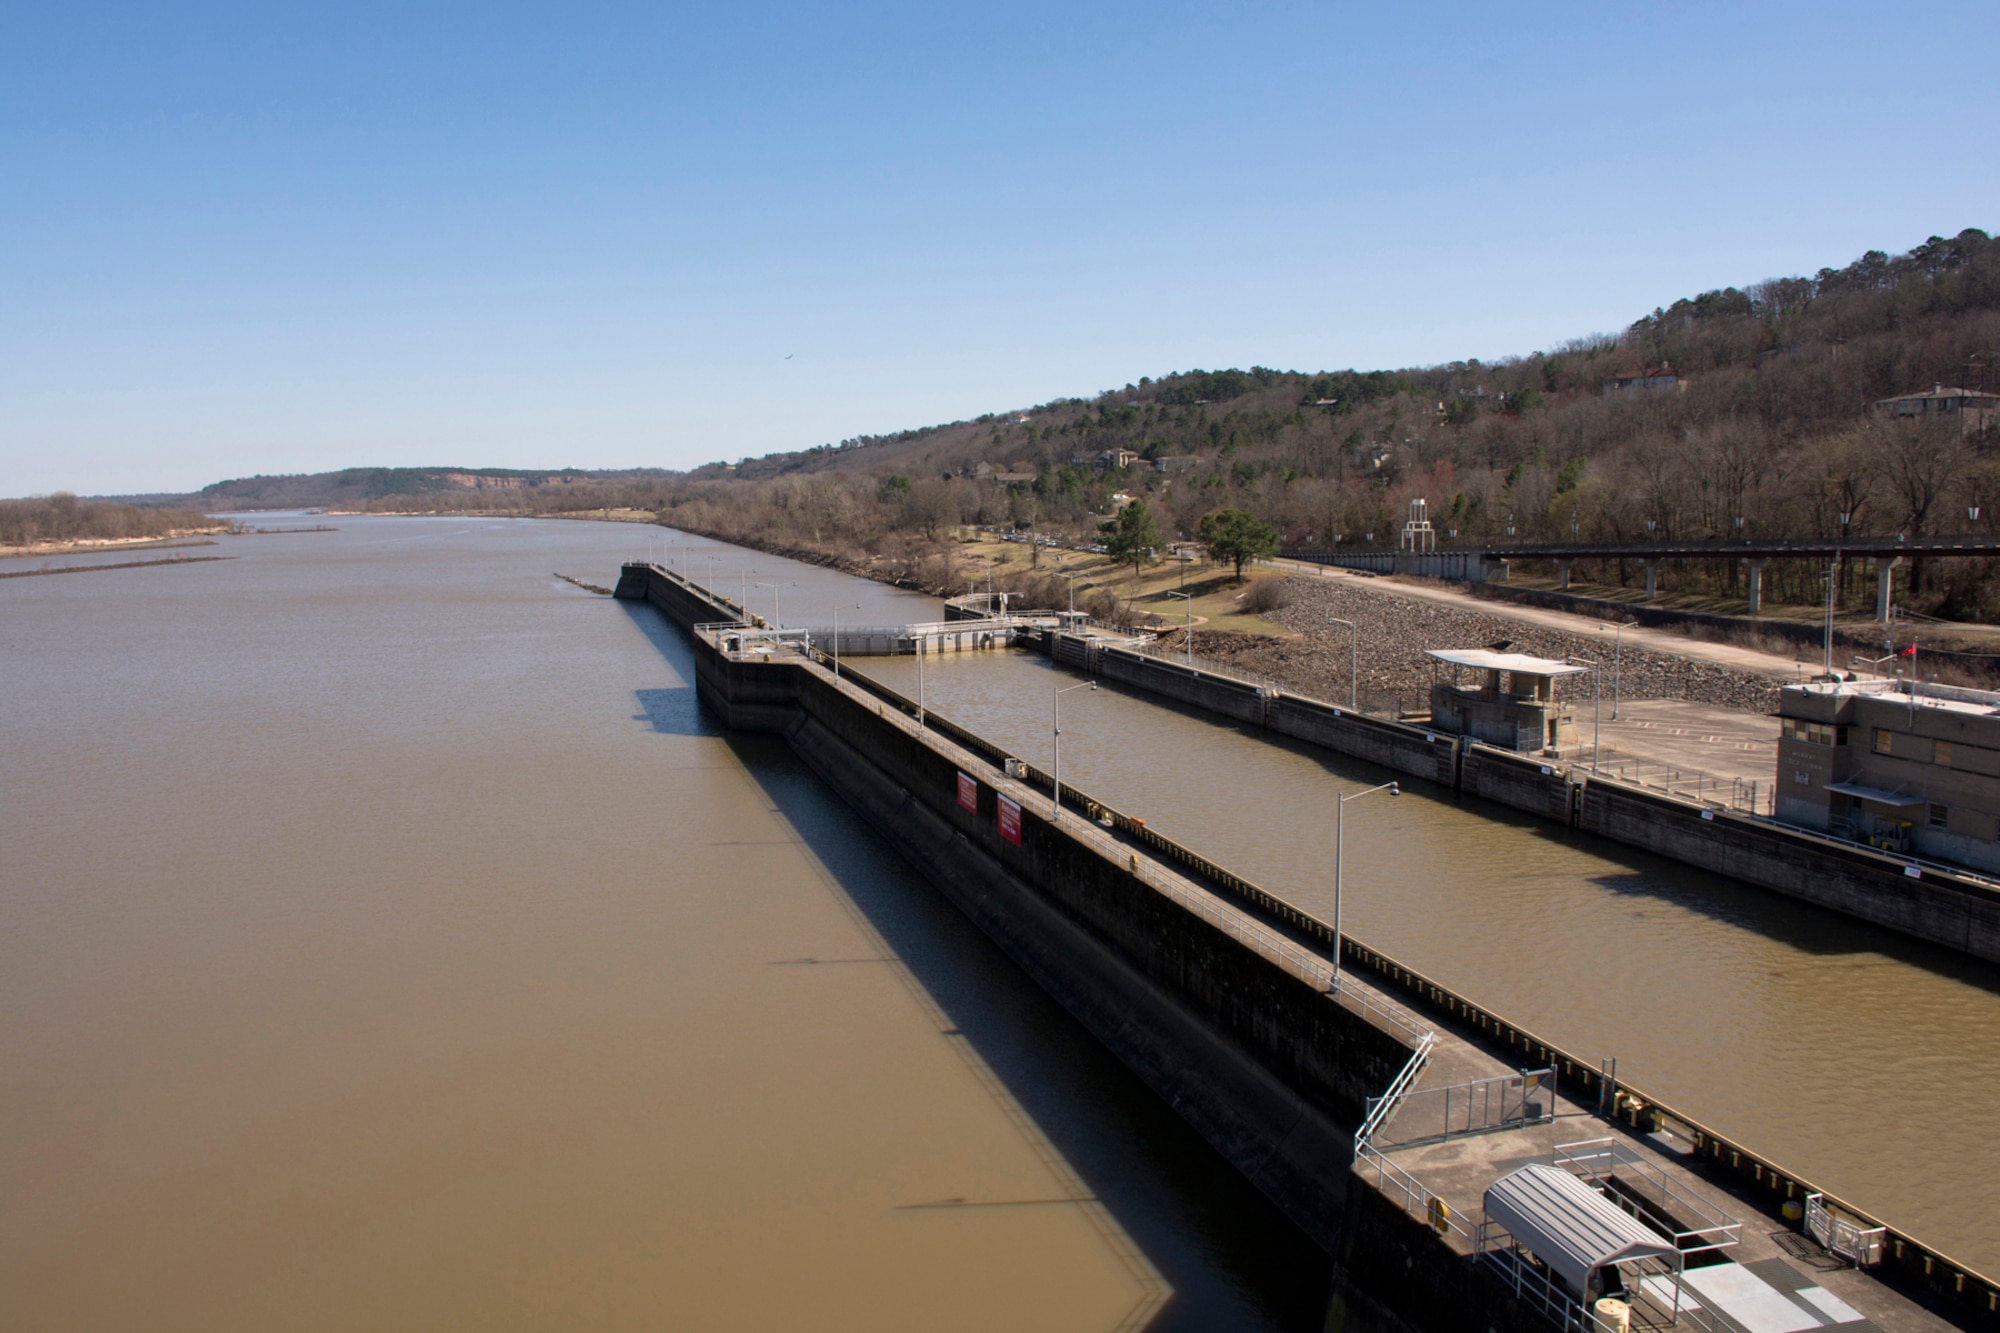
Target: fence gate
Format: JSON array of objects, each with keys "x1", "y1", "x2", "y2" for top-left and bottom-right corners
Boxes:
[{"x1": 1804, "y1": 1193, "x2": 1886, "y2": 1266}]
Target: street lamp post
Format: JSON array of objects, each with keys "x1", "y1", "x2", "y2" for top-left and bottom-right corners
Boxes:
[
  {"x1": 1052, "y1": 680, "x2": 1097, "y2": 823},
  {"x1": 754, "y1": 581, "x2": 778, "y2": 629},
  {"x1": 1600, "y1": 622, "x2": 1631, "y2": 719},
  {"x1": 1168, "y1": 591, "x2": 1193, "y2": 665},
  {"x1": 1327, "y1": 617, "x2": 1358, "y2": 710},
  {"x1": 1570, "y1": 656, "x2": 1602, "y2": 774},
  {"x1": 832, "y1": 602, "x2": 858, "y2": 679},
  {"x1": 1332, "y1": 780, "x2": 1399, "y2": 993}
]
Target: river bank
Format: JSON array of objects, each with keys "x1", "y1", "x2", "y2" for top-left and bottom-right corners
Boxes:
[{"x1": 0, "y1": 529, "x2": 230, "y2": 558}]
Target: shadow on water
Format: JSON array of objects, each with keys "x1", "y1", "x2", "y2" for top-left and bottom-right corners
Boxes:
[
  {"x1": 1051, "y1": 652, "x2": 2000, "y2": 983},
  {"x1": 631, "y1": 686, "x2": 710, "y2": 736},
  {"x1": 621, "y1": 603, "x2": 712, "y2": 737},
  {"x1": 724, "y1": 730, "x2": 1333, "y2": 1332},
  {"x1": 618, "y1": 602, "x2": 1333, "y2": 1332}
]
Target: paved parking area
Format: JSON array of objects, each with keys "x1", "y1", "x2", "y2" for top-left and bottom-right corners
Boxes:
[{"x1": 1582, "y1": 699, "x2": 1780, "y2": 795}]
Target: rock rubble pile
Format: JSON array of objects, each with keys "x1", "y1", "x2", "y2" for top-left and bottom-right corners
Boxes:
[{"x1": 1170, "y1": 578, "x2": 1785, "y2": 715}]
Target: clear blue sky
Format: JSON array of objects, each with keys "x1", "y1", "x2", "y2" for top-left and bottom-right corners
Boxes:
[{"x1": 5, "y1": 2, "x2": 1995, "y2": 496}]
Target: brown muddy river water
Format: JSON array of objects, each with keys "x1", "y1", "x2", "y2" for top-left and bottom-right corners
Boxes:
[
  {"x1": 862, "y1": 647, "x2": 2000, "y2": 1277},
  {"x1": 0, "y1": 517, "x2": 1330, "y2": 1331}
]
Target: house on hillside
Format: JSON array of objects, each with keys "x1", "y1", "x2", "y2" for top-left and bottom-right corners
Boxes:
[
  {"x1": 1872, "y1": 384, "x2": 1999, "y2": 435},
  {"x1": 1069, "y1": 449, "x2": 1140, "y2": 471},
  {"x1": 1600, "y1": 364, "x2": 1683, "y2": 396},
  {"x1": 1153, "y1": 455, "x2": 1199, "y2": 473}
]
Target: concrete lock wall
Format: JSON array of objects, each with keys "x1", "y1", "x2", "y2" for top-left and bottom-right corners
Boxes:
[
  {"x1": 1089, "y1": 645, "x2": 1269, "y2": 726},
  {"x1": 1037, "y1": 630, "x2": 2000, "y2": 964},
  {"x1": 622, "y1": 565, "x2": 1415, "y2": 1251},
  {"x1": 1459, "y1": 747, "x2": 1576, "y2": 823},
  {"x1": 1263, "y1": 695, "x2": 1459, "y2": 788},
  {"x1": 1580, "y1": 780, "x2": 2000, "y2": 960}
]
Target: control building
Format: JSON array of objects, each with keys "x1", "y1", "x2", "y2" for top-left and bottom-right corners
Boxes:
[
  {"x1": 1427, "y1": 649, "x2": 1586, "y2": 753},
  {"x1": 1775, "y1": 676, "x2": 2000, "y2": 873}
]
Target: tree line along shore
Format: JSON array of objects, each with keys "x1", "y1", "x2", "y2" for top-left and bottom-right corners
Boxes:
[{"x1": 0, "y1": 494, "x2": 228, "y2": 553}]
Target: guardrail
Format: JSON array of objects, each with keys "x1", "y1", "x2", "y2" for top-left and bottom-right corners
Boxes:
[
  {"x1": 1556, "y1": 1137, "x2": 1742, "y2": 1259},
  {"x1": 1373, "y1": 1068, "x2": 1557, "y2": 1148}
]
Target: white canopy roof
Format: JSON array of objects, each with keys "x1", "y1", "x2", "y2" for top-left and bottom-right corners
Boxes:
[
  {"x1": 1426, "y1": 648, "x2": 1589, "y2": 677},
  {"x1": 1825, "y1": 781, "x2": 1927, "y2": 808},
  {"x1": 1484, "y1": 1164, "x2": 1678, "y2": 1294}
]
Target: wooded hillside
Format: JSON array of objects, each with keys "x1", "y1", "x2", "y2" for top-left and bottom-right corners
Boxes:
[{"x1": 649, "y1": 228, "x2": 2000, "y2": 615}]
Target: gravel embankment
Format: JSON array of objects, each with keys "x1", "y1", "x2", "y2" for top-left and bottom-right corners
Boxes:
[{"x1": 1163, "y1": 578, "x2": 1784, "y2": 715}]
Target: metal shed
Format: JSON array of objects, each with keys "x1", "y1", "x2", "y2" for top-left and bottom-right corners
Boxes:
[{"x1": 1484, "y1": 1163, "x2": 1679, "y2": 1300}]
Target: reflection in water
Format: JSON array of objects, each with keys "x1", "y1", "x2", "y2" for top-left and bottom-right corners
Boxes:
[
  {"x1": 0, "y1": 518, "x2": 1330, "y2": 1331},
  {"x1": 863, "y1": 648, "x2": 2000, "y2": 1273}
]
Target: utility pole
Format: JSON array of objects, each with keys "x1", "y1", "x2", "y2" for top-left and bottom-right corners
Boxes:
[
  {"x1": 1328, "y1": 617, "x2": 1358, "y2": 710},
  {"x1": 1052, "y1": 681, "x2": 1097, "y2": 823},
  {"x1": 1332, "y1": 781, "x2": 1398, "y2": 993},
  {"x1": 1169, "y1": 591, "x2": 1193, "y2": 665}
]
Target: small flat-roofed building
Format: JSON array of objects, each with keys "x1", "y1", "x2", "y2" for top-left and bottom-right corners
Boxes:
[
  {"x1": 1776, "y1": 676, "x2": 2000, "y2": 873},
  {"x1": 1601, "y1": 363, "x2": 1683, "y2": 396},
  {"x1": 1426, "y1": 648, "x2": 1587, "y2": 752},
  {"x1": 1871, "y1": 383, "x2": 1999, "y2": 436}
]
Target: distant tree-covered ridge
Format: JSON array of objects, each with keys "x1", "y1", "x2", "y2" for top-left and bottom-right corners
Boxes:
[
  {"x1": 651, "y1": 227, "x2": 2000, "y2": 619},
  {"x1": 0, "y1": 494, "x2": 224, "y2": 548},
  {"x1": 66, "y1": 227, "x2": 2000, "y2": 620}
]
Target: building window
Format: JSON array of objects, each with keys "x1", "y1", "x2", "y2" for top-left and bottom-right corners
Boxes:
[
  {"x1": 1935, "y1": 739, "x2": 1954, "y2": 767},
  {"x1": 1929, "y1": 803, "x2": 1950, "y2": 830},
  {"x1": 1781, "y1": 719, "x2": 1845, "y2": 746},
  {"x1": 1874, "y1": 728, "x2": 1894, "y2": 755}
]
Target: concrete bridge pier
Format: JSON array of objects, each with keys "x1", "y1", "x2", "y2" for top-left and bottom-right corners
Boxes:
[
  {"x1": 1644, "y1": 559, "x2": 1659, "y2": 601},
  {"x1": 1555, "y1": 559, "x2": 1572, "y2": 591},
  {"x1": 1744, "y1": 558, "x2": 1768, "y2": 614},
  {"x1": 1874, "y1": 556, "x2": 1901, "y2": 623}
]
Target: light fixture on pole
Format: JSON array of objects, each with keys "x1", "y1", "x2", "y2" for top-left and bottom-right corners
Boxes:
[
  {"x1": 1052, "y1": 680, "x2": 1096, "y2": 824},
  {"x1": 833, "y1": 602, "x2": 858, "y2": 679},
  {"x1": 754, "y1": 581, "x2": 778, "y2": 629},
  {"x1": 1168, "y1": 591, "x2": 1194, "y2": 665},
  {"x1": 1569, "y1": 655, "x2": 1602, "y2": 774},
  {"x1": 1327, "y1": 617, "x2": 1358, "y2": 710},
  {"x1": 1599, "y1": 622, "x2": 1633, "y2": 719},
  {"x1": 1332, "y1": 781, "x2": 1398, "y2": 993}
]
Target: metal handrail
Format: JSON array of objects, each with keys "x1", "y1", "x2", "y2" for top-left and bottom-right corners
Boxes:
[{"x1": 1555, "y1": 1138, "x2": 1742, "y2": 1255}]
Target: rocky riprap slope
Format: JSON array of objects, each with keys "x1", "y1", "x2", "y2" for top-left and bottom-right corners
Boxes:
[{"x1": 1161, "y1": 578, "x2": 1786, "y2": 716}]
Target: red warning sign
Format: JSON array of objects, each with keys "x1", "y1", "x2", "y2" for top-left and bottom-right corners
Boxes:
[
  {"x1": 997, "y1": 794, "x2": 1022, "y2": 846},
  {"x1": 957, "y1": 771, "x2": 978, "y2": 813}
]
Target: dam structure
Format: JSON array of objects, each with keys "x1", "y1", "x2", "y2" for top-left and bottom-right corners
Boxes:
[{"x1": 616, "y1": 560, "x2": 1995, "y2": 1333}]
